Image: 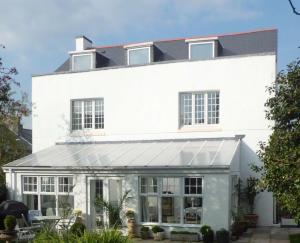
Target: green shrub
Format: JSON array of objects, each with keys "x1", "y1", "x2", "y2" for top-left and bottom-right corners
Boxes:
[
  {"x1": 70, "y1": 222, "x2": 86, "y2": 237},
  {"x1": 125, "y1": 210, "x2": 135, "y2": 219},
  {"x1": 200, "y1": 225, "x2": 214, "y2": 243},
  {"x1": 4, "y1": 215, "x2": 16, "y2": 231},
  {"x1": 140, "y1": 226, "x2": 149, "y2": 232},
  {"x1": 97, "y1": 229, "x2": 132, "y2": 243},
  {"x1": 152, "y1": 225, "x2": 164, "y2": 233},
  {"x1": 200, "y1": 225, "x2": 212, "y2": 235},
  {"x1": 34, "y1": 228, "x2": 132, "y2": 243},
  {"x1": 289, "y1": 234, "x2": 300, "y2": 243}
]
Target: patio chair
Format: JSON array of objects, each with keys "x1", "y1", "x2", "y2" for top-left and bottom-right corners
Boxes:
[
  {"x1": 16, "y1": 214, "x2": 40, "y2": 242},
  {"x1": 28, "y1": 210, "x2": 42, "y2": 225},
  {"x1": 56, "y1": 214, "x2": 77, "y2": 232}
]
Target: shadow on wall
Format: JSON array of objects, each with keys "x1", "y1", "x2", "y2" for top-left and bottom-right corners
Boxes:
[{"x1": 240, "y1": 141, "x2": 262, "y2": 179}]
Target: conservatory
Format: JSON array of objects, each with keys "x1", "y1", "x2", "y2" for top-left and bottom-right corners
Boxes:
[{"x1": 3, "y1": 136, "x2": 241, "y2": 231}]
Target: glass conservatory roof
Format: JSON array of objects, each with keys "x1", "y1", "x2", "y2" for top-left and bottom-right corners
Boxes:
[{"x1": 4, "y1": 137, "x2": 240, "y2": 169}]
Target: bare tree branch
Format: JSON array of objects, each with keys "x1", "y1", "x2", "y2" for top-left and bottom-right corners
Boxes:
[{"x1": 288, "y1": 0, "x2": 300, "y2": 15}]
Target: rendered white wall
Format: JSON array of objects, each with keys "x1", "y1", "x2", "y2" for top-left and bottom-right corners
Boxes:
[
  {"x1": 202, "y1": 174, "x2": 230, "y2": 230},
  {"x1": 31, "y1": 53, "x2": 276, "y2": 226}
]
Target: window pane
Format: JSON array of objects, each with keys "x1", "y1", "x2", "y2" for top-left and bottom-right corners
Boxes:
[
  {"x1": 140, "y1": 196, "x2": 158, "y2": 222},
  {"x1": 23, "y1": 176, "x2": 37, "y2": 192},
  {"x1": 72, "y1": 101, "x2": 82, "y2": 130},
  {"x1": 190, "y1": 43, "x2": 214, "y2": 60},
  {"x1": 162, "y1": 178, "x2": 180, "y2": 195},
  {"x1": 58, "y1": 195, "x2": 74, "y2": 217},
  {"x1": 140, "y1": 177, "x2": 157, "y2": 194},
  {"x1": 23, "y1": 194, "x2": 38, "y2": 210},
  {"x1": 207, "y1": 92, "x2": 219, "y2": 124},
  {"x1": 128, "y1": 48, "x2": 150, "y2": 65},
  {"x1": 73, "y1": 55, "x2": 91, "y2": 71},
  {"x1": 195, "y1": 93, "x2": 205, "y2": 124},
  {"x1": 184, "y1": 197, "x2": 202, "y2": 224},
  {"x1": 41, "y1": 195, "x2": 56, "y2": 216},
  {"x1": 95, "y1": 99, "x2": 104, "y2": 129},
  {"x1": 59, "y1": 177, "x2": 73, "y2": 193},
  {"x1": 180, "y1": 93, "x2": 192, "y2": 126},
  {"x1": 185, "y1": 177, "x2": 202, "y2": 195},
  {"x1": 41, "y1": 177, "x2": 55, "y2": 193},
  {"x1": 162, "y1": 197, "x2": 181, "y2": 223},
  {"x1": 84, "y1": 101, "x2": 93, "y2": 128}
]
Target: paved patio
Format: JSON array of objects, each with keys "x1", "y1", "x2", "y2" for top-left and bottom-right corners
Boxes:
[{"x1": 133, "y1": 227, "x2": 300, "y2": 243}]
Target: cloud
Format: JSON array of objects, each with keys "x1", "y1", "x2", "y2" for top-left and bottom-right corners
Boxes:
[{"x1": 0, "y1": 0, "x2": 260, "y2": 51}]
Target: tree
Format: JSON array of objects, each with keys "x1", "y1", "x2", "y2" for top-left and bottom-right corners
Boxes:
[
  {"x1": 288, "y1": 0, "x2": 300, "y2": 15},
  {"x1": 0, "y1": 45, "x2": 30, "y2": 194},
  {"x1": 254, "y1": 59, "x2": 300, "y2": 220}
]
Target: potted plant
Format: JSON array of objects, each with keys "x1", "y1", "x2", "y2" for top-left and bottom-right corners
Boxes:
[
  {"x1": 125, "y1": 210, "x2": 136, "y2": 238},
  {"x1": 200, "y1": 225, "x2": 214, "y2": 243},
  {"x1": 152, "y1": 225, "x2": 165, "y2": 241},
  {"x1": 140, "y1": 226, "x2": 150, "y2": 239},
  {"x1": 0, "y1": 215, "x2": 17, "y2": 242},
  {"x1": 244, "y1": 177, "x2": 260, "y2": 227},
  {"x1": 216, "y1": 228, "x2": 229, "y2": 243}
]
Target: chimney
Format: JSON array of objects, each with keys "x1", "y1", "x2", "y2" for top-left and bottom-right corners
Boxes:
[{"x1": 75, "y1": 35, "x2": 93, "y2": 51}]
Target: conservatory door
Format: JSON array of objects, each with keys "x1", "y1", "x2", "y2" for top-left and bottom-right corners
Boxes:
[
  {"x1": 90, "y1": 179, "x2": 104, "y2": 229},
  {"x1": 89, "y1": 178, "x2": 123, "y2": 229}
]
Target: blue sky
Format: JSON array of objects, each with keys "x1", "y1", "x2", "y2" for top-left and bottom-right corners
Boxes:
[{"x1": 0, "y1": 0, "x2": 299, "y2": 129}]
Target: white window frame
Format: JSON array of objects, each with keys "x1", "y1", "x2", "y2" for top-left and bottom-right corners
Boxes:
[
  {"x1": 127, "y1": 46, "x2": 152, "y2": 65},
  {"x1": 71, "y1": 53, "x2": 94, "y2": 71},
  {"x1": 188, "y1": 41, "x2": 216, "y2": 60},
  {"x1": 139, "y1": 176, "x2": 203, "y2": 226},
  {"x1": 22, "y1": 175, "x2": 75, "y2": 216},
  {"x1": 23, "y1": 176, "x2": 38, "y2": 193},
  {"x1": 179, "y1": 91, "x2": 220, "y2": 127},
  {"x1": 40, "y1": 176, "x2": 55, "y2": 193},
  {"x1": 71, "y1": 98, "x2": 104, "y2": 131}
]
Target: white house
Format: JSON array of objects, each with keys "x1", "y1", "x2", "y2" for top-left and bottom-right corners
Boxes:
[{"x1": 3, "y1": 28, "x2": 278, "y2": 233}]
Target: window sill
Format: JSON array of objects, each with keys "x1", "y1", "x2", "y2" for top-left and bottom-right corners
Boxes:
[
  {"x1": 139, "y1": 222, "x2": 202, "y2": 228},
  {"x1": 70, "y1": 129, "x2": 105, "y2": 137},
  {"x1": 178, "y1": 124, "x2": 221, "y2": 132}
]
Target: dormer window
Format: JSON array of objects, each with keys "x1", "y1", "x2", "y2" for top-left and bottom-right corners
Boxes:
[
  {"x1": 72, "y1": 54, "x2": 93, "y2": 71},
  {"x1": 186, "y1": 37, "x2": 218, "y2": 61},
  {"x1": 189, "y1": 42, "x2": 214, "y2": 60},
  {"x1": 124, "y1": 42, "x2": 153, "y2": 66},
  {"x1": 69, "y1": 36, "x2": 96, "y2": 71},
  {"x1": 127, "y1": 47, "x2": 150, "y2": 65}
]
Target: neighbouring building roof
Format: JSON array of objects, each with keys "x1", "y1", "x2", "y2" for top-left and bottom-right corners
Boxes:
[
  {"x1": 3, "y1": 137, "x2": 241, "y2": 170},
  {"x1": 54, "y1": 28, "x2": 277, "y2": 73}
]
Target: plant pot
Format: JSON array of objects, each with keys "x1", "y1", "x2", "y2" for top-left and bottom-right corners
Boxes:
[
  {"x1": 140, "y1": 230, "x2": 149, "y2": 240},
  {"x1": 127, "y1": 219, "x2": 136, "y2": 238},
  {"x1": 203, "y1": 232, "x2": 214, "y2": 243},
  {"x1": 153, "y1": 232, "x2": 165, "y2": 241},
  {"x1": 239, "y1": 221, "x2": 248, "y2": 232},
  {"x1": 216, "y1": 231, "x2": 229, "y2": 243},
  {"x1": 0, "y1": 230, "x2": 17, "y2": 241},
  {"x1": 244, "y1": 214, "x2": 258, "y2": 228},
  {"x1": 281, "y1": 218, "x2": 298, "y2": 227}
]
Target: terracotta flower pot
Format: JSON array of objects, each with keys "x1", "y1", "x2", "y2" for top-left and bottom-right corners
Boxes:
[
  {"x1": 127, "y1": 219, "x2": 136, "y2": 238},
  {"x1": 244, "y1": 214, "x2": 259, "y2": 228}
]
